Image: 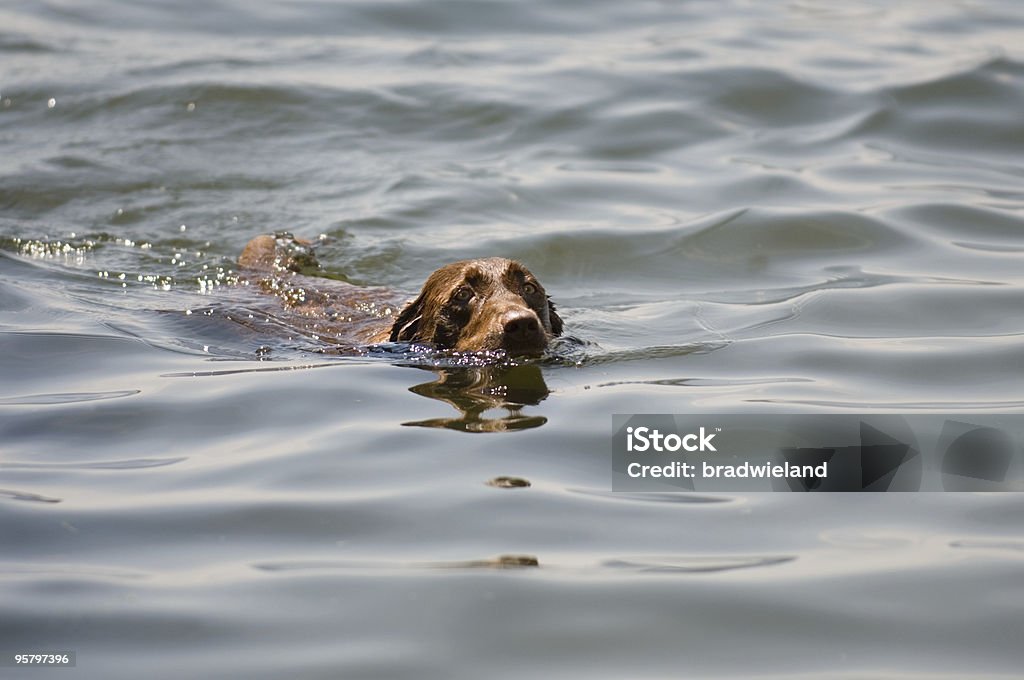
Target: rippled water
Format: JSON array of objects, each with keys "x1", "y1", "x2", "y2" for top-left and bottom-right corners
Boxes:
[{"x1": 2, "y1": 1, "x2": 1024, "y2": 678}]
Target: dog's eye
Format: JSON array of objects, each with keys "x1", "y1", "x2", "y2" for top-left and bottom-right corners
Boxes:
[
  {"x1": 523, "y1": 282, "x2": 538, "y2": 296},
  {"x1": 453, "y1": 287, "x2": 473, "y2": 303}
]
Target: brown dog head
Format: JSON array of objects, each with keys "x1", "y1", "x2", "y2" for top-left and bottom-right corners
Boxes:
[{"x1": 389, "y1": 258, "x2": 563, "y2": 356}]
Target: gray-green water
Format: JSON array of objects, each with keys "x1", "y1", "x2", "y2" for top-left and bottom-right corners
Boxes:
[{"x1": 2, "y1": 1, "x2": 1024, "y2": 678}]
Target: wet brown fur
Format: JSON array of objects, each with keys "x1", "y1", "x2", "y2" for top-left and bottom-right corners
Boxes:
[{"x1": 238, "y1": 234, "x2": 562, "y2": 355}]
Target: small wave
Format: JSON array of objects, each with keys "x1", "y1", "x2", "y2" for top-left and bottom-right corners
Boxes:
[
  {"x1": 0, "y1": 389, "x2": 140, "y2": 405},
  {"x1": 746, "y1": 398, "x2": 1024, "y2": 411},
  {"x1": 1, "y1": 457, "x2": 186, "y2": 471},
  {"x1": 0, "y1": 488, "x2": 61, "y2": 503},
  {"x1": 949, "y1": 539, "x2": 1024, "y2": 554},
  {"x1": 566, "y1": 487, "x2": 735, "y2": 505},
  {"x1": 603, "y1": 554, "x2": 796, "y2": 574}
]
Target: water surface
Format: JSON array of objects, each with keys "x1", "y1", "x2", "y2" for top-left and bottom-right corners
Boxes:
[{"x1": 2, "y1": 1, "x2": 1024, "y2": 678}]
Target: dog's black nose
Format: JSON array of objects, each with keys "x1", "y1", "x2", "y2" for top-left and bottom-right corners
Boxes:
[{"x1": 503, "y1": 310, "x2": 542, "y2": 344}]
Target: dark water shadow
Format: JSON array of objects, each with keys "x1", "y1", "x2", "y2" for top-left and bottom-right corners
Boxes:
[{"x1": 402, "y1": 363, "x2": 551, "y2": 432}]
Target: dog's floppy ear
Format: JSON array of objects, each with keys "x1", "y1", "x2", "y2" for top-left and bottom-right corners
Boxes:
[
  {"x1": 389, "y1": 294, "x2": 426, "y2": 342},
  {"x1": 547, "y1": 297, "x2": 564, "y2": 337}
]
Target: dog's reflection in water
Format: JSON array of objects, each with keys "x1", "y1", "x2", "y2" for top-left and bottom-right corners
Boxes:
[{"x1": 402, "y1": 363, "x2": 550, "y2": 432}]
